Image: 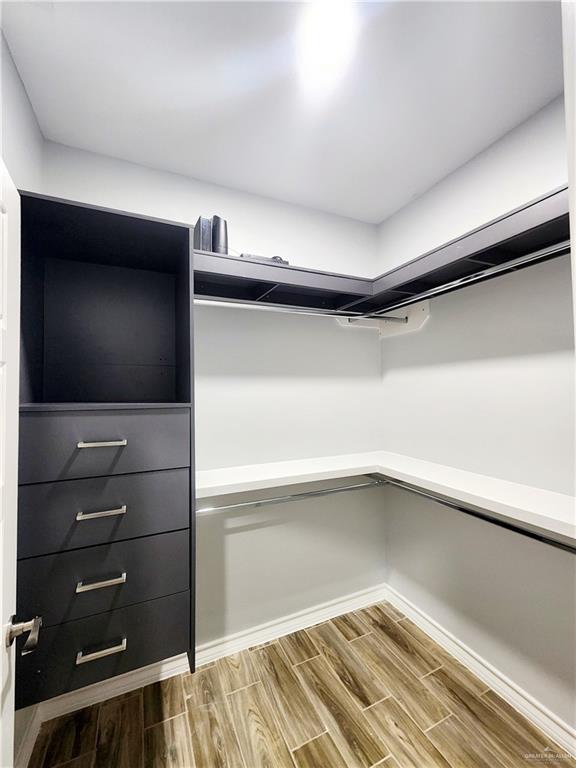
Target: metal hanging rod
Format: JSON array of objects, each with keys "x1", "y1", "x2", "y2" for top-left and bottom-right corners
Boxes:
[
  {"x1": 196, "y1": 477, "x2": 386, "y2": 516},
  {"x1": 367, "y1": 240, "x2": 571, "y2": 317},
  {"x1": 375, "y1": 474, "x2": 576, "y2": 555},
  {"x1": 193, "y1": 297, "x2": 407, "y2": 322},
  {"x1": 197, "y1": 471, "x2": 575, "y2": 555}
]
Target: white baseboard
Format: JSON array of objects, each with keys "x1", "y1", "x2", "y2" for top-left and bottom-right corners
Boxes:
[
  {"x1": 195, "y1": 582, "x2": 390, "y2": 666},
  {"x1": 15, "y1": 580, "x2": 576, "y2": 766},
  {"x1": 380, "y1": 583, "x2": 576, "y2": 756}
]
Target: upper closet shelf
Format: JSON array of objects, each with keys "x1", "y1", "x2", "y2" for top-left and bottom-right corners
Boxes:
[
  {"x1": 193, "y1": 187, "x2": 570, "y2": 316},
  {"x1": 196, "y1": 451, "x2": 576, "y2": 554}
]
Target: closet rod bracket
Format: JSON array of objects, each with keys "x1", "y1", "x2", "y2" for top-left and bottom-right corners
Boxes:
[{"x1": 337, "y1": 300, "x2": 430, "y2": 338}]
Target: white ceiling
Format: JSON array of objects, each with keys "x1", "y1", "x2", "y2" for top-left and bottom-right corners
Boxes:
[{"x1": 3, "y1": 1, "x2": 564, "y2": 223}]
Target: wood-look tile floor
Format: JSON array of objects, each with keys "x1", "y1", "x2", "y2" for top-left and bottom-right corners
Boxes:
[{"x1": 28, "y1": 602, "x2": 576, "y2": 768}]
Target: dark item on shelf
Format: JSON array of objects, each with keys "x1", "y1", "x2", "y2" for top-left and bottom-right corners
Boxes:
[
  {"x1": 240, "y1": 253, "x2": 290, "y2": 266},
  {"x1": 193, "y1": 216, "x2": 213, "y2": 252},
  {"x1": 211, "y1": 215, "x2": 228, "y2": 254}
]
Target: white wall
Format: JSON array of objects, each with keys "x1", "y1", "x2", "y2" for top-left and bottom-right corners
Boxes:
[
  {"x1": 380, "y1": 257, "x2": 574, "y2": 494},
  {"x1": 195, "y1": 305, "x2": 383, "y2": 469},
  {"x1": 42, "y1": 142, "x2": 378, "y2": 276},
  {"x1": 376, "y1": 96, "x2": 568, "y2": 272},
  {"x1": 0, "y1": 34, "x2": 43, "y2": 190},
  {"x1": 375, "y1": 92, "x2": 575, "y2": 729},
  {"x1": 196, "y1": 483, "x2": 387, "y2": 645},
  {"x1": 376, "y1": 91, "x2": 573, "y2": 493},
  {"x1": 383, "y1": 485, "x2": 576, "y2": 728}
]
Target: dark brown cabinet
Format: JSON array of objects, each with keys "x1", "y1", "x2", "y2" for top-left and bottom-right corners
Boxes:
[{"x1": 16, "y1": 195, "x2": 195, "y2": 708}]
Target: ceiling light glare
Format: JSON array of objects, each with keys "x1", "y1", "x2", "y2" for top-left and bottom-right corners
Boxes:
[{"x1": 297, "y1": 0, "x2": 359, "y2": 98}]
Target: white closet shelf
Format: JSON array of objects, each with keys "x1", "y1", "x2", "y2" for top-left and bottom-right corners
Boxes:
[{"x1": 196, "y1": 451, "x2": 575, "y2": 550}]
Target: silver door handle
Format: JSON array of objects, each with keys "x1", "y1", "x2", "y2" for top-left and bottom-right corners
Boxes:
[
  {"x1": 77, "y1": 440, "x2": 128, "y2": 449},
  {"x1": 5, "y1": 615, "x2": 42, "y2": 655},
  {"x1": 76, "y1": 505, "x2": 127, "y2": 521},
  {"x1": 76, "y1": 638, "x2": 127, "y2": 665},
  {"x1": 76, "y1": 572, "x2": 127, "y2": 593}
]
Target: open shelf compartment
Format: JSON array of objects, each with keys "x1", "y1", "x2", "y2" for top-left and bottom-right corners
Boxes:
[{"x1": 20, "y1": 195, "x2": 192, "y2": 405}]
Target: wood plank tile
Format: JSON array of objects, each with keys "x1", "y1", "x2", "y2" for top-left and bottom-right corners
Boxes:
[
  {"x1": 397, "y1": 619, "x2": 456, "y2": 669},
  {"x1": 364, "y1": 697, "x2": 451, "y2": 768},
  {"x1": 248, "y1": 639, "x2": 277, "y2": 652},
  {"x1": 183, "y1": 665, "x2": 227, "y2": 709},
  {"x1": 295, "y1": 656, "x2": 387, "y2": 768},
  {"x1": 427, "y1": 712, "x2": 510, "y2": 768},
  {"x1": 43, "y1": 706, "x2": 99, "y2": 767},
  {"x1": 482, "y1": 690, "x2": 575, "y2": 761},
  {"x1": 278, "y1": 629, "x2": 319, "y2": 665},
  {"x1": 399, "y1": 619, "x2": 490, "y2": 695},
  {"x1": 423, "y1": 666, "x2": 570, "y2": 768},
  {"x1": 144, "y1": 713, "x2": 194, "y2": 768},
  {"x1": 227, "y1": 682, "x2": 294, "y2": 768},
  {"x1": 351, "y1": 633, "x2": 449, "y2": 730},
  {"x1": 253, "y1": 643, "x2": 325, "y2": 749},
  {"x1": 217, "y1": 650, "x2": 259, "y2": 693},
  {"x1": 188, "y1": 701, "x2": 244, "y2": 768},
  {"x1": 143, "y1": 676, "x2": 186, "y2": 728},
  {"x1": 331, "y1": 612, "x2": 369, "y2": 641},
  {"x1": 52, "y1": 755, "x2": 95, "y2": 768},
  {"x1": 292, "y1": 733, "x2": 348, "y2": 768},
  {"x1": 307, "y1": 621, "x2": 388, "y2": 709},
  {"x1": 27, "y1": 723, "x2": 52, "y2": 768},
  {"x1": 94, "y1": 693, "x2": 143, "y2": 768},
  {"x1": 376, "y1": 602, "x2": 405, "y2": 621},
  {"x1": 359, "y1": 605, "x2": 439, "y2": 677}
]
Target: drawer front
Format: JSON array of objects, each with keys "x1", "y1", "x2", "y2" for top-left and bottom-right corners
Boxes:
[
  {"x1": 18, "y1": 469, "x2": 190, "y2": 558},
  {"x1": 16, "y1": 591, "x2": 190, "y2": 709},
  {"x1": 19, "y1": 408, "x2": 190, "y2": 484},
  {"x1": 18, "y1": 530, "x2": 189, "y2": 627}
]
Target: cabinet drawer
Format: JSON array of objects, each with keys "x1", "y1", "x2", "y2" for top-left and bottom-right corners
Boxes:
[
  {"x1": 18, "y1": 408, "x2": 190, "y2": 484},
  {"x1": 18, "y1": 530, "x2": 189, "y2": 627},
  {"x1": 16, "y1": 591, "x2": 190, "y2": 709},
  {"x1": 18, "y1": 469, "x2": 190, "y2": 558}
]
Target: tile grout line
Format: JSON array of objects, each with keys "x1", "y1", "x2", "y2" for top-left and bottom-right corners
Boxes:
[
  {"x1": 362, "y1": 694, "x2": 393, "y2": 712},
  {"x1": 369, "y1": 755, "x2": 394, "y2": 768},
  {"x1": 419, "y1": 664, "x2": 444, "y2": 679},
  {"x1": 288, "y1": 729, "x2": 329, "y2": 753},
  {"x1": 139, "y1": 686, "x2": 145, "y2": 768},
  {"x1": 50, "y1": 754, "x2": 97, "y2": 768},
  {"x1": 180, "y1": 673, "x2": 198, "y2": 768},
  {"x1": 92, "y1": 701, "x2": 102, "y2": 760},
  {"x1": 274, "y1": 639, "x2": 301, "y2": 668},
  {"x1": 220, "y1": 675, "x2": 250, "y2": 768},
  {"x1": 142, "y1": 707, "x2": 188, "y2": 730},
  {"x1": 291, "y1": 654, "x2": 321, "y2": 668},
  {"x1": 423, "y1": 713, "x2": 454, "y2": 733},
  {"x1": 350, "y1": 627, "x2": 442, "y2": 688},
  {"x1": 225, "y1": 680, "x2": 262, "y2": 698},
  {"x1": 478, "y1": 686, "x2": 494, "y2": 696}
]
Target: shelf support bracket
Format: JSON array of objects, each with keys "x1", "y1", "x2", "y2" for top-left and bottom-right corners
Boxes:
[{"x1": 337, "y1": 300, "x2": 430, "y2": 338}]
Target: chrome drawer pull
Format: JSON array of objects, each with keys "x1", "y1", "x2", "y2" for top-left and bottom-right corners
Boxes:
[
  {"x1": 76, "y1": 638, "x2": 127, "y2": 665},
  {"x1": 76, "y1": 572, "x2": 127, "y2": 593},
  {"x1": 77, "y1": 440, "x2": 128, "y2": 449},
  {"x1": 76, "y1": 505, "x2": 127, "y2": 522}
]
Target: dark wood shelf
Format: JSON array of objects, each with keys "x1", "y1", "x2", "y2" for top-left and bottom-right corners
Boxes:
[
  {"x1": 20, "y1": 402, "x2": 192, "y2": 412},
  {"x1": 193, "y1": 186, "x2": 570, "y2": 315}
]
